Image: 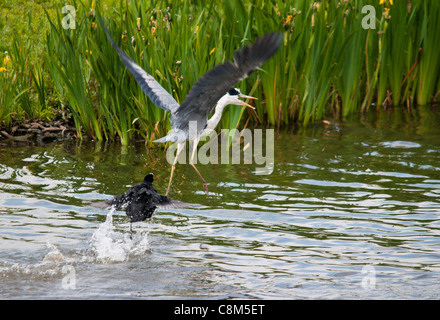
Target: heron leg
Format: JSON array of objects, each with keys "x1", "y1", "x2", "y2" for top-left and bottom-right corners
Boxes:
[
  {"x1": 166, "y1": 142, "x2": 184, "y2": 196},
  {"x1": 190, "y1": 163, "x2": 209, "y2": 196},
  {"x1": 166, "y1": 165, "x2": 175, "y2": 196},
  {"x1": 189, "y1": 138, "x2": 209, "y2": 196}
]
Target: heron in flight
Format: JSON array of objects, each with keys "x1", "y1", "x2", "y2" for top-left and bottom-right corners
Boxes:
[{"x1": 103, "y1": 24, "x2": 283, "y2": 196}]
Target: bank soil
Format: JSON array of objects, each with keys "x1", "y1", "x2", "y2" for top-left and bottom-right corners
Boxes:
[{"x1": 0, "y1": 119, "x2": 78, "y2": 144}]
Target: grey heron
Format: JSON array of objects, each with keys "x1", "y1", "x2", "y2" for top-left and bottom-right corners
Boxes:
[{"x1": 103, "y1": 25, "x2": 283, "y2": 196}]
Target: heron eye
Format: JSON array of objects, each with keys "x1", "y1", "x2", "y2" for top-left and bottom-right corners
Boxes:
[{"x1": 228, "y1": 88, "x2": 239, "y2": 96}]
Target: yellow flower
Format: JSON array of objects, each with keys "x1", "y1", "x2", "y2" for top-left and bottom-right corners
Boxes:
[
  {"x1": 285, "y1": 15, "x2": 293, "y2": 24},
  {"x1": 91, "y1": 22, "x2": 95, "y2": 28},
  {"x1": 137, "y1": 17, "x2": 141, "y2": 29},
  {"x1": 3, "y1": 55, "x2": 11, "y2": 65},
  {"x1": 209, "y1": 48, "x2": 215, "y2": 56},
  {"x1": 390, "y1": 0, "x2": 393, "y2": 5},
  {"x1": 379, "y1": 0, "x2": 384, "y2": 4},
  {"x1": 122, "y1": 34, "x2": 127, "y2": 39},
  {"x1": 0, "y1": 67, "x2": 7, "y2": 72}
]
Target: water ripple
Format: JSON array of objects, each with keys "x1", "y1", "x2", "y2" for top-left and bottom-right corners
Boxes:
[{"x1": 1, "y1": 128, "x2": 440, "y2": 299}]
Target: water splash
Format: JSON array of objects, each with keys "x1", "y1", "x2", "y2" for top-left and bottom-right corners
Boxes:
[
  {"x1": 0, "y1": 242, "x2": 66, "y2": 281},
  {"x1": 42, "y1": 241, "x2": 65, "y2": 263},
  {"x1": 89, "y1": 208, "x2": 150, "y2": 263}
]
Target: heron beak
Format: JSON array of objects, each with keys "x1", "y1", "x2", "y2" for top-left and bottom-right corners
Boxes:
[
  {"x1": 239, "y1": 93, "x2": 258, "y2": 100},
  {"x1": 238, "y1": 94, "x2": 257, "y2": 109}
]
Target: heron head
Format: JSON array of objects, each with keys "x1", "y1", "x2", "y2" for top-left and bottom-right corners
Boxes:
[{"x1": 226, "y1": 88, "x2": 257, "y2": 109}]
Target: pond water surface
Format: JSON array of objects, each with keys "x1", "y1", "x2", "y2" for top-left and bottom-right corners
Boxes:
[{"x1": 1, "y1": 107, "x2": 440, "y2": 299}]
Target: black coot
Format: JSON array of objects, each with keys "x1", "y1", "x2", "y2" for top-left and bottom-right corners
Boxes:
[{"x1": 105, "y1": 173, "x2": 187, "y2": 223}]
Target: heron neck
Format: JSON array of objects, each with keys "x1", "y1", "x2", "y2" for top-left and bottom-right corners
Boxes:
[{"x1": 203, "y1": 100, "x2": 228, "y2": 134}]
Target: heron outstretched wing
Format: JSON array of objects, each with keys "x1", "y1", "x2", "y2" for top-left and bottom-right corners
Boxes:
[
  {"x1": 172, "y1": 32, "x2": 283, "y2": 131},
  {"x1": 102, "y1": 24, "x2": 180, "y2": 114}
]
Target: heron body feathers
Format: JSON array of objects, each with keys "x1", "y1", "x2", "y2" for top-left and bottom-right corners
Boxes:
[
  {"x1": 102, "y1": 24, "x2": 180, "y2": 115},
  {"x1": 175, "y1": 32, "x2": 283, "y2": 131}
]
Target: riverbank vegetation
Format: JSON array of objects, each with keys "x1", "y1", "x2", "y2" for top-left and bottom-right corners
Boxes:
[{"x1": 1, "y1": 0, "x2": 439, "y2": 144}]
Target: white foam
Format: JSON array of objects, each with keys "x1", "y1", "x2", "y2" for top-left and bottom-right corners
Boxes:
[
  {"x1": 89, "y1": 208, "x2": 150, "y2": 263},
  {"x1": 42, "y1": 241, "x2": 65, "y2": 263},
  {"x1": 0, "y1": 242, "x2": 66, "y2": 279}
]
